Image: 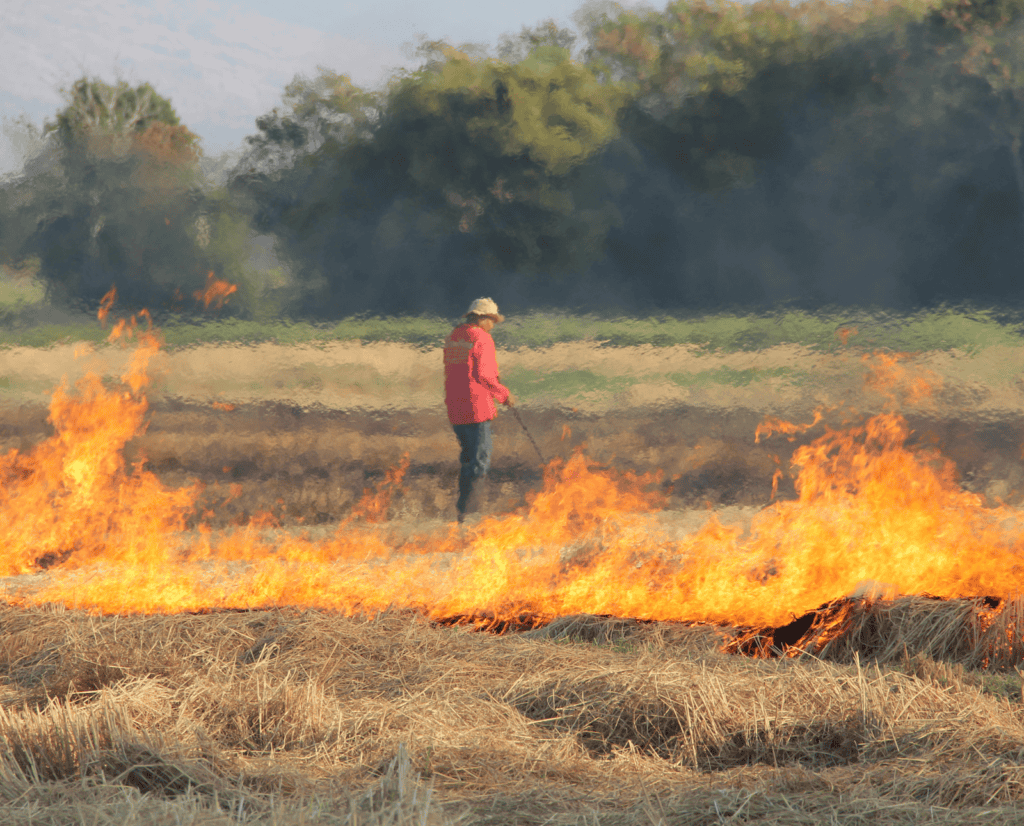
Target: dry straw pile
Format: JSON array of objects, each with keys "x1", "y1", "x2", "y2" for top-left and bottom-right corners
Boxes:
[
  {"x1": 0, "y1": 603, "x2": 1024, "y2": 824},
  {"x1": 729, "y1": 594, "x2": 1024, "y2": 671}
]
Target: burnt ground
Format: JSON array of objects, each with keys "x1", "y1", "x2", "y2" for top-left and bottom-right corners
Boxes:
[{"x1": 2, "y1": 398, "x2": 1022, "y2": 529}]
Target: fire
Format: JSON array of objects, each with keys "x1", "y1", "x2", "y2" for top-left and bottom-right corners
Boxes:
[
  {"x1": 193, "y1": 272, "x2": 238, "y2": 310},
  {"x1": 836, "y1": 326, "x2": 858, "y2": 346},
  {"x1": 97, "y1": 287, "x2": 117, "y2": 327},
  {"x1": 862, "y1": 351, "x2": 937, "y2": 407},
  {"x1": 351, "y1": 456, "x2": 411, "y2": 523},
  {"x1": 3, "y1": 317, "x2": 1024, "y2": 631},
  {"x1": 0, "y1": 311, "x2": 194, "y2": 578}
]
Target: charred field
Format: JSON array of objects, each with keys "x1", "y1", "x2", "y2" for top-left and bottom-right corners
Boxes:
[{"x1": 3, "y1": 337, "x2": 1024, "y2": 821}]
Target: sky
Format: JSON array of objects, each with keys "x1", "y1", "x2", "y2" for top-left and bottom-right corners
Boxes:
[{"x1": 0, "y1": 0, "x2": 639, "y2": 173}]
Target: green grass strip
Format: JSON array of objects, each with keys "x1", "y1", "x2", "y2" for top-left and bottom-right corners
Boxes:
[{"x1": 0, "y1": 307, "x2": 1022, "y2": 353}]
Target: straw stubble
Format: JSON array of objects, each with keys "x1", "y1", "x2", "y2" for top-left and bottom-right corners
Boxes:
[{"x1": 0, "y1": 605, "x2": 1023, "y2": 824}]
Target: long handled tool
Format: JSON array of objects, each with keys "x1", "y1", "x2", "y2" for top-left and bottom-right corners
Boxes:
[{"x1": 510, "y1": 405, "x2": 546, "y2": 465}]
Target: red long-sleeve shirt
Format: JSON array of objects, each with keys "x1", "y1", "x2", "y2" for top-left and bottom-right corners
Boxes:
[{"x1": 443, "y1": 324, "x2": 510, "y2": 425}]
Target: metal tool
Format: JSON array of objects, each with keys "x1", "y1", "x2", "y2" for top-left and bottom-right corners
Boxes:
[{"x1": 510, "y1": 405, "x2": 546, "y2": 465}]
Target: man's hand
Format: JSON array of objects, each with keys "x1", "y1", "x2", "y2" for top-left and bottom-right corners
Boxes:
[{"x1": 504, "y1": 394, "x2": 516, "y2": 407}]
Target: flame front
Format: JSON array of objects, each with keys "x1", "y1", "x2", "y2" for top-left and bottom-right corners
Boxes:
[{"x1": 4, "y1": 322, "x2": 1024, "y2": 627}]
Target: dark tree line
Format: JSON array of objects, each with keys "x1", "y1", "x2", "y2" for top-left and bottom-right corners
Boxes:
[{"x1": 3, "y1": 0, "x2": 1024, "y2": 318}]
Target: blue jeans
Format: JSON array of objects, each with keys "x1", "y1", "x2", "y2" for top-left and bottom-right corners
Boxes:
[{"x1": 453, "y1": 421, "x2": 492, "y2": 517}]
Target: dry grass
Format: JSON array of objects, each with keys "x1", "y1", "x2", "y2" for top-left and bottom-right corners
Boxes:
[
  {"x1": 0, "y1": 606, "x2": 1023, "y2": 823},
  {"x1": 729, "y1": 594, "x2": 1024, "y2": 673}
]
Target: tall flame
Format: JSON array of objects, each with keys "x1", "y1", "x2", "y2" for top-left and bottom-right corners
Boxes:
[
  {"x1": 2, "y1": 316, "x2": 1024, "y2": 628},
  {"x1": 0, "y1": 309, "x2": 194, "y2": 578}
]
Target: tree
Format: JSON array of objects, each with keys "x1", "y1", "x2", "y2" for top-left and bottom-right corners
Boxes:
[
  {"x1": 579, "y1": 0, "x2": 899, "y2": 190},
  {"x1": 46, "y1": 78, "x2": 183, "y2": 151},
  {"x1": 230, "y1": 0, "x2": 1024, "y2": 316},
  {"x1": 234, "y1": 68, "x2": 378, "y2": 181},
  {"x1": 234, "y1": 47, "x2": 630, "y2": 316},
  {"x1": 571, "y1": 0, "x2": 1024, "y2": 308},
  {"x1": 13, "y1": 78, "x2": 240, "y2": 313},
  {"x1": 497, "y1": 19, "x2": 579, "y2": 63}
]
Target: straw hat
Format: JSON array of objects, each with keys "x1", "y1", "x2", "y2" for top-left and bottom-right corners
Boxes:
[{"x1": 463, "y1": 297, "x2": 504, "y2": 323}]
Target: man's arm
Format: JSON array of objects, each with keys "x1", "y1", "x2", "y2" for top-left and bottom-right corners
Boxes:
[{"x1": 473, "y1": 336, "x2": 511, "y2": 405}]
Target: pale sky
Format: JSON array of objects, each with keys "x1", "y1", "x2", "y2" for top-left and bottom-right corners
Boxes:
[{"x1": 0, "y1": 0, "x2": 642, "y2": 173}]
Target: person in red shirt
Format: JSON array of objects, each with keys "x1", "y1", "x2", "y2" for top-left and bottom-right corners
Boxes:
[{"x1": 444, "y1": 297, "x2": 516, "y2": 522}]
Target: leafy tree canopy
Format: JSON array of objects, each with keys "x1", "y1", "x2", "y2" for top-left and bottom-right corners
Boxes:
[
  {"x1": 236, "y1": 68, "x2": 378, "y2": 180},
  {"x1": 5, "y1": 77, "x2": 262, "y2": 315},
  {"x1": 46, "y1": 78, "x2": 191, "y2": 158},
  {"x1": 233, "y1": 40, "x2": 631, "y2": 314}
]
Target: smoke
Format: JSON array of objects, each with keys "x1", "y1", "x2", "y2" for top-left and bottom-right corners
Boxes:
[{"x1": 584, "y1": 13, "x2": 1024, "y2": 314}]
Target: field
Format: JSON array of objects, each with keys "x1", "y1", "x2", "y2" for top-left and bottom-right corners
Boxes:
[{"x1": 2, "y1": 308, "x2": 1024, "y2": 822}]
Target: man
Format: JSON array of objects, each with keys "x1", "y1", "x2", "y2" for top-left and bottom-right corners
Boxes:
[{"x1": 443, "y1": 297, "x2": 516, "y2": 522}]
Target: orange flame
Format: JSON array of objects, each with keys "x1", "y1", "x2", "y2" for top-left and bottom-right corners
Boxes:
[
  {"x1": 755, "y1": 410, "x2": 823, "y2": 443},
  {"x1": 194, "y1": 272, "x2": 238, "y2": 310},
  {"x1": 97, "y1": 287, "x2": 117, "y2": 327},
  {"x1": 351, "y1": 455, "x2": 411, "y2": 523},
  {"x1": 3, "y1": 330, "x2": 1024, "y2": 630},
  {"x1": 836, "y1": 326, "x2": 858, "y2": 346},
  {"x1": 0, "y1": 369, "x2": 195, "y2": 577},
  {"x1": 863, "y1": 351, "x2": 938, "y2": 407}
]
